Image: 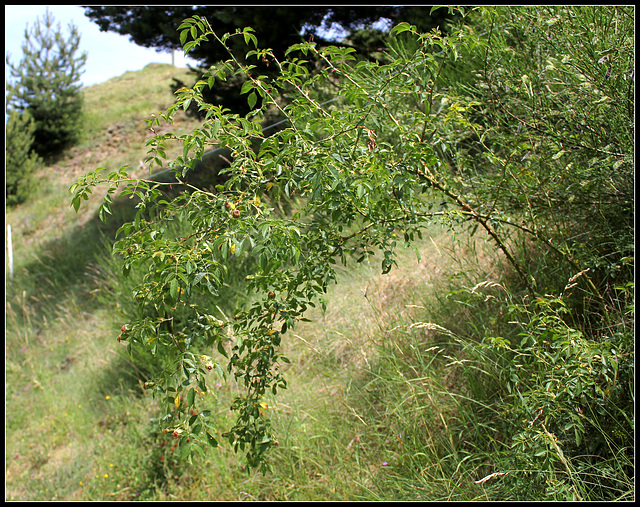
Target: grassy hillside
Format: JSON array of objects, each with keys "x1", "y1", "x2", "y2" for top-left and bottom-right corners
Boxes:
[
  {"x1": 5, "y1": 62, "x2": 492, "y2": 501},
  {"x1": 5, "y1": 63, "x2": 204, "y2": 501},
  {"x1": 5, "y1": 52, "x2": 633, "y2": 501}
]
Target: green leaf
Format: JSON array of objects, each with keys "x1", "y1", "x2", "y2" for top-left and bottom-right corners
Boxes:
[
  {"x1": 170, "y1": 278, "x2": 179, "y2": 300},
  {"x1": 240, "y1": 80, "x2": 254, "y2": 95},
  {"x1": 187, "y1": 388, "x2": 195, "y2": 407},
  {"x1": 206, "y1": 432, "x2": 219, "y2": 447},
  {"x1": 247, "y1": 91, "x2": 257, "y2": 109},
  {"x1": 390, "y1": 22, "x2": 414, "y2": 36},
  {"x1": 210, "y1": 119, "x2": 221, "y2": 138},
  {"x1": 217, "y1": 339, "x2": 228, "y2": 358},
  {"x1": 179, "y1": 441, "x2": 191, "y2": 460},
  {"x1": 98, "y1": 203, "x2": 112, "y2": 222},
  {"x1": 184, "y1": 41, "x2": 196, "y2": 55},
  {"x1": 243, "y1": 29, "x2": 257, "y2": 47}
]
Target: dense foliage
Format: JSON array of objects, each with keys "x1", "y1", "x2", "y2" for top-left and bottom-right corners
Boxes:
[
  {"x1": 84, "y1": 6, "x2": 459, "y2": 115},
  {"x1": 458, "y1": 7, "x2": 634, "y2": 499},
  {"x1": 6, "y1": 7, "x2": 86, "y2": 160},
  {"x1": 72, "y1": 6, "x2": 633, "y2": 499},
  {"x1": 5, "y1": 107, "x2": 42, "y2": 206}
]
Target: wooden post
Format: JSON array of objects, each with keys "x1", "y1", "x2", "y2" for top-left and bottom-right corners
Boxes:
[
  {"x1": 7, "y1": 224, "x2": 14, "y2": 279},
  {"x1": 171, "y1": 49, "x2": 175, "y2": 67}
]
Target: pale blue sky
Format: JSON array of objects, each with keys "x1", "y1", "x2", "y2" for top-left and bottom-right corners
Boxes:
[{"x1": 5, "y1": 5, "x2": 199, "y2": 89}]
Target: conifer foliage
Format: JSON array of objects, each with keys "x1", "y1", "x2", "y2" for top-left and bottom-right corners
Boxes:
[
  {"x1": 5, "y1": 107, "x2": 41, "y2": 206},
  {"x1": 6, "y1": 7, "x2": 87, "y2": 160}
]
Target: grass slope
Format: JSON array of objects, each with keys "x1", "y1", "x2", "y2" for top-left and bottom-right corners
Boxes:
[
  {"x1": 5, "y1": 63, "x2": 205, "y2": 501},
  {"x1": 4, "y1": 60, "x2": 468, "y2": 499},
  {"x1": 9, "y1": 61, "x2": 623, "y2": 501}
]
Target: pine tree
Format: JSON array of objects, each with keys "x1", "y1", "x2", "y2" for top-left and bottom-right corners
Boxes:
[
  {"x1": 6, "y1": 7, "x2": 87, "y2": 160},
  {"x1": 5, "y1": 107, "x2": 42, "y2": 206}
]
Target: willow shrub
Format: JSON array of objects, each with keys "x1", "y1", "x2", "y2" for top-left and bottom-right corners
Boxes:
[
  {"x1": 71, "y1": 6, "x2": 633, "y2": 486},
  {"x1": 443, "y1": 6, "x2": 634, "y2": 500}
]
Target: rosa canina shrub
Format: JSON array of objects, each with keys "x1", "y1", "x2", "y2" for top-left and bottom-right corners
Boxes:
[{"x1": 71, "y1": 6, "x2": 633, "y2": 483}]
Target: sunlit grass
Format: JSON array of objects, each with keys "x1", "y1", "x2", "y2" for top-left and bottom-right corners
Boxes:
[
  {"x1": 5, "y1": 53, "x2": 633, "y2": 501},
  {"x1": 81, "y1": 63, "x2": 197, "y2": 139},
  {"x1": 5, "y1": 164, "x2": 509, "y2": 501},
  {"x1": 5, "y1": 63, "x2": 202, "y2": 501}
]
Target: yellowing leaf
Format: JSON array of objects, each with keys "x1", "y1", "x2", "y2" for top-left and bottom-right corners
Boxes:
[{"x1": 175, "y1": 394, "x2": 181, "y2": 408}]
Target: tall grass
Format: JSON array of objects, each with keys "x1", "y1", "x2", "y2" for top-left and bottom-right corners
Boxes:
[
  {"x1": 6, "y1": 53, "x2": 633, "y2": 501},
  {"x1": 7, "y1": 187, "x2": 632, "y2": 500},
  {"x1": 5, "y1": 63, "x2": 202, "y2": 501}
]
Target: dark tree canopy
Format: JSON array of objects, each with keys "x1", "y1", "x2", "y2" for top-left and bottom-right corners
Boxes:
[
  {"x1": 83, "y1": 6, "x2": 459, "y2": 115},
  {"x1": 83, "y1": 6, "x2": 458, "y2": 66}
]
